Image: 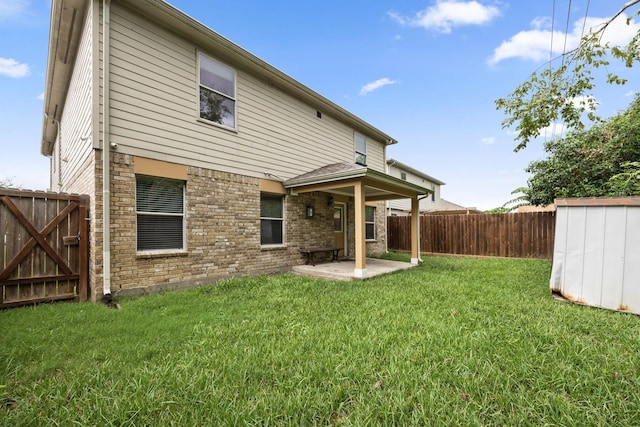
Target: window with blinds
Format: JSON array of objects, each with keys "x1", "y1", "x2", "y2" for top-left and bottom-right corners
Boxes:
[
  {"x1": 136, "y1": 175, "x2": 185, "y2": 251},
  {"x1": 260, "y1": 193, "x2": 284, "y2": 245},
  {"x1": 365, "y1": 206, "x2": 376, "y2": 240}
]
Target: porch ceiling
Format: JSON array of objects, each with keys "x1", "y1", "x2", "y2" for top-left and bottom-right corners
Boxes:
[{"x1": 283, "y1": 162, "x2": 431, "y2": 201}]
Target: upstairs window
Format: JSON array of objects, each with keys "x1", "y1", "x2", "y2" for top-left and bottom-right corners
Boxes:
[
  {"x1": 355, "y1": 133, "x2": 367, "y2": 166},
  {"x1": 400, "y1": 172, "x2": 407, "y2": 181},
  {"x1": 260, "y1": 193, "x2": 284, "y2": 246},
  {"x1": 199, "y1": 53, "x2": 236, "y2": 129},
  {"x1": 136, "y1": 175, "x2": 185, "y2": 251}
]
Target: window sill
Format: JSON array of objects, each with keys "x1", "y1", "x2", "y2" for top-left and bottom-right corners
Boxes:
[
  {"x1": 261, "y1": 244, "x2": 287, "y2": 251},
  {"x1": 136, "y1": 250, "x2": 189, "y2": 259},
  {"x1": 366, "y1": 239, "x2": 377, "y2": 243},
  {"x1": 196, "y1": 117, "x2": 238, "y2": 133}
]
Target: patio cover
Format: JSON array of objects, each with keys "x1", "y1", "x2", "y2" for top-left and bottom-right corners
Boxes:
[{"x1": 284, "y1": 162, "x2": 430, "y2": 277}]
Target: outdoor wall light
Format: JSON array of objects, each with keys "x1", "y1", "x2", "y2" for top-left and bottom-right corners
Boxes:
[
  {"x1": 327, "y1": 195, "x2": 334, "y2": 206},
  {"x1": 306, "y1": 205, "x2": 315, "y2": 218}
]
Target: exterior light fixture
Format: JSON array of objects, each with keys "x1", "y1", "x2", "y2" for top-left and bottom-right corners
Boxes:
[{"x1": 306, "y1": 205, "x2": 315, "y2": 218}]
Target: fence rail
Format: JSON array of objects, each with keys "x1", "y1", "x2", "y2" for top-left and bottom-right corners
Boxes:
[{"x1": 387, "y1": 212, "x2": 555, "y2": 259}]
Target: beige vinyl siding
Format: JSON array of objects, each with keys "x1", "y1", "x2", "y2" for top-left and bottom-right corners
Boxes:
[
  {"x1": 387, "y1": 164, "x2": 440, "y2": 213},
  {"x1": 55, "y1": 3, "x2": 94, "y2": 193},
  {"x1": 365, "y1": 136, "x2": 384, "y2": 171},
  {"x1": 107, "y1": 3, "x2": 387, "y2": 178},
  {"x1": 388, "y1": 164, "x2": 432, "y2": 188}
]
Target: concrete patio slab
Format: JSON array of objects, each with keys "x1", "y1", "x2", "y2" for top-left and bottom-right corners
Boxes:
[{"x1": 291, "y1": 257, "x2": 417, "y2": 281}]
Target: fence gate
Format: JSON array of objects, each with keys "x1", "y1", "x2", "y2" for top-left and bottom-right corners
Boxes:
[{"x1": 0, "y1": 189, "x2": 89, "y2": 308}]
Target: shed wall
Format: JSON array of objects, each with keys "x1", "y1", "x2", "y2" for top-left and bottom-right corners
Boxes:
[{"x1": 550, "y1": 199, "x2": 640, "y2": 315}]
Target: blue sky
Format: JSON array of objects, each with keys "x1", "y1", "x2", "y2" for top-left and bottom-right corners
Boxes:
[{"x1": 0, "y1": 0, "x2": 638, "y2": 210}]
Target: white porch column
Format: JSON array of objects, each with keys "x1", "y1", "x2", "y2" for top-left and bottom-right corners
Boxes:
[
  {"x1": 354, "y1": 180, "x2": 367, "y2": 278},
  {"x1": 410, "y1": 196, "x2": 420, "y2": 265}
]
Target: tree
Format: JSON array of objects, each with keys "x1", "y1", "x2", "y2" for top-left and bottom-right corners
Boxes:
[
  {"x1": 496, "y1": 1, "x2": 640, "y2": 151},
  {"x1": 485, "y1": 187, "x2": 529, "y2": 213},
  {"x1": 608, "y1": 161, "x2": 640, "y2": 195},
  {"x1": 0, "y1": 177, "x2": 18, "y2": 189},
  {"x1": 199, "y1": 88, "x2": 231, "y2": 124},
  {"x1": 523, "y1": 94, "x2": 640, "y2": 205}
]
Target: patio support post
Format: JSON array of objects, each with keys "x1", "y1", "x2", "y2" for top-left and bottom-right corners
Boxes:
[
  {"x1": 411, "y1": 196, "x2": 420, "y2": 264},
  {"x1": 354, "y1": 180, "x2": 367, "y2": 278}
]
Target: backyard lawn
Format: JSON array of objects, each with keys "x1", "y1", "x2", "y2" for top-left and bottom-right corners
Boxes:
[{"x1": 1, "y1": 256, "x2": 639, "y2": 425}]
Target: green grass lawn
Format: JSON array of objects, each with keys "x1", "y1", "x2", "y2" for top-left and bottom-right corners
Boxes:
[{"x1": 1, "y1": 256, "x2": 639, "y2": 426}]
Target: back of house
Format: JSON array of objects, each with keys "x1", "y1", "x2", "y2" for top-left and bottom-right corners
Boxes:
[{"x1": 41, "y1": 0, "x2": 427, "y2": 299}]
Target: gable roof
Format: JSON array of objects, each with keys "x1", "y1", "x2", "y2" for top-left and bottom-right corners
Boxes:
[
  {"x1": 284, "y1": 162, "x2": 430, "y2": 201},
  {"x1": 42, "y1": 0, "x2": 398, "y2": 156}
]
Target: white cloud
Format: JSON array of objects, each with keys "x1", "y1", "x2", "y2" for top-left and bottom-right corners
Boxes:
[
  {"x1": 0, "y1": 0, "x2": 29, "y2": 20},
  {"x1": 539, "y1": 122, "x2": 567, "y2": 139},
  {"x1": 625, "y1": 90, "x2": 637, "y2": 97},
  {"x1": 359, "y1": 78, "x2": 398, "y2": 96},
  {"x1": 569, "y1": 95, "x2": 598, "y2": 111},
  {"x1": 489, "y1": 12, "x2": 640, "y2": 65},
  {"x1": 389, "y1": 0, "x2": 501, "y2": 34},
  {"x1": 481, "y1": 137, "x2": 496, "y2": 144},
  {"x1": 530, "y1": 16, "x2": 552, "y2": 31},
  {"x1": 37, "y1": 92, "x2": 44, "y2": 100},
  {"x1": 0, "y1": 57, "x2": 30, "y2": 78}
]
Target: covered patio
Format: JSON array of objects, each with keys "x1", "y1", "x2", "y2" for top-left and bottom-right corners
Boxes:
[
  {"x1": 292, "y1": 257, "x2": 417, "y2": 281},
  {"x1": 285, "y1": 162, "x2": 430, "y2": 278}
]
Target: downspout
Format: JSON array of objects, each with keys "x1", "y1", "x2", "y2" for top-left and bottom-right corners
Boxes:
[
  {"x1": 102, "y1": 0, "x2": 112, "y2": 297},
  {"x1": 44, "y1": 113, "x2": 62, "y2": 191}
]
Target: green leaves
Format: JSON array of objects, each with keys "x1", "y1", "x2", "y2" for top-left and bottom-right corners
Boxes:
[
  {"x1": 496, "y1": 2, "x2": 640, "y2": 151},
  {"x1": 523, "y1": 95, "x2": 640, "y2": 205},
  {"x1": 608, "y1": 161, "x2": 640, "y2": 196}
]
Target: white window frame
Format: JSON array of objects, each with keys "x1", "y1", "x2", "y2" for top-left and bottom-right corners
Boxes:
[
  {"x1": 365, "y1": 205, "x2": 376, "y2": 241},
  {"x1": 135, "y1": 175, "x2": 186, "y2": 253},
  {"x1": 260, "y1": 193, "x2": 285, "y2": 247},
  {"x1": 355, "y1": 132, "x2": 367, "y2": 166},
  {"x1": 198, "y1": 52, "x2": 237, "y2": 130}
]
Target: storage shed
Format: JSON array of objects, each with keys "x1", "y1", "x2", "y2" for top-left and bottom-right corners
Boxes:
[{"x1": 550, "y1": 197, "x2": 640, "y2": 315}]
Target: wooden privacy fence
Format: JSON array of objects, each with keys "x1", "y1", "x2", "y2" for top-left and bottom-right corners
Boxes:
[
  {"x1": 0, "y1": 188, "x2": 89, "y2": 308},
  {"x1": 387, "y1": 212, "x2": 555, "y2": 259}
]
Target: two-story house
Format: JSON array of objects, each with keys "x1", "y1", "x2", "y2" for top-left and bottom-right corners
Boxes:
[
  {"x1": 386, "y1": 159, "x2": 480, "y2": 215},
  {"x1": 386, "y1": 159, "x2": 445, "y2": 215},
  {"x1": 41, "y1": 0, "x2": 428, "y2": 300}
]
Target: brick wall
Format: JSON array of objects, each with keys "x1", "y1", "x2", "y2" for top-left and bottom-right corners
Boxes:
[
  {"x1": 104, "y1": 154, "x2": 339, "y2": 296},
  {"x1": 344, "y1": 201, "x2": 387, "y2": 258},
  {"x1": 369, "y1": 201, "x2": 387, "y2": 255},
  {"x1": 66, "y1": 153, "x2": 393, "y2": 298}
]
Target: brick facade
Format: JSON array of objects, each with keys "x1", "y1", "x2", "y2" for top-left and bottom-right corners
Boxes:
[{"x1": 57, "y1": 151, "x2": 388, "y2": 299}]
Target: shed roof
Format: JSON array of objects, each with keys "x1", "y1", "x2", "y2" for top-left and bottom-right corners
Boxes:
[{"x1": 555, "y1": 197, "x2": 640, "y2": 207}]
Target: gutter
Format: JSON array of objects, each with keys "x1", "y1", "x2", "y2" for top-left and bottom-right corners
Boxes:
[{"x1": 102, "y1": 0, "x2": 112, "y2": 297}]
